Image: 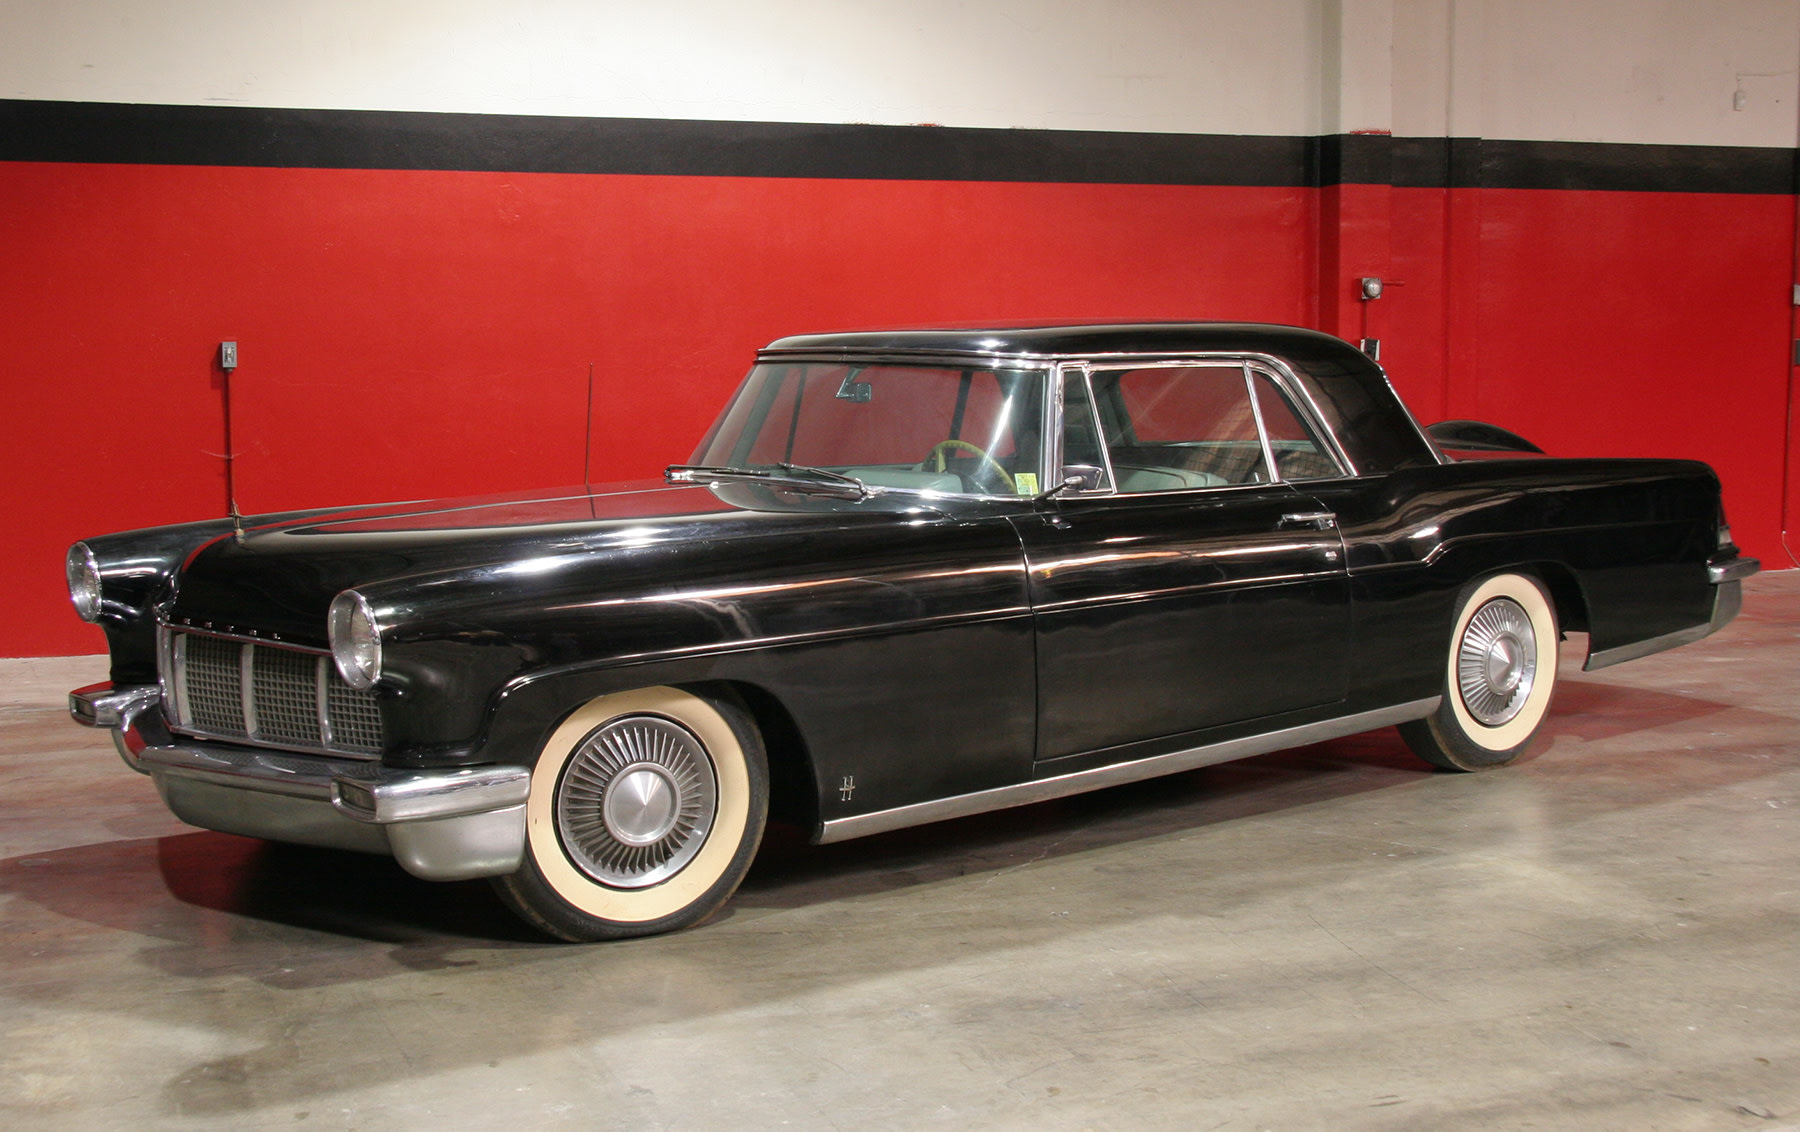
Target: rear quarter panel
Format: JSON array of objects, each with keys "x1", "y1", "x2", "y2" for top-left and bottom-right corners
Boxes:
[{"x1": 1306, "y1": 457, "x2": 1720, "y2": 707}]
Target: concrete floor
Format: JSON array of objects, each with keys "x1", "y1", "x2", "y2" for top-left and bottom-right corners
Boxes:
[{"x1": 3, "y1": 574, "x2": 1798, "y2": 1131}]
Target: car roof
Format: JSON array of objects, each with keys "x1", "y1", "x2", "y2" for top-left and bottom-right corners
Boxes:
[
  {"x1": 760, "y1": 321, "x2": 1357, "y2": 361},
  {"x1": 758, "y1": 320, "x2": 1443, "y2": 476}
]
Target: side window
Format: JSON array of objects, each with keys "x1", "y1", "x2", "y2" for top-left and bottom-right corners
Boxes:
[
  {"x1": 1059, "y1": 369, "x2": 1113, "y2": 492},
  {"x1": 1251, "y1": 373, "x2": 1341, "y2": 480},
  {"x1": 1094, "y1": 365, "x2": 1267, "y2": 490}
]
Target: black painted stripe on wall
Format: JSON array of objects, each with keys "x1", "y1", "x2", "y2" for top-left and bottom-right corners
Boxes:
[
  {"x1": 3, "y1": 99, "x2": 1793, "y2": 194},
  {"x1": 0, "y1": 99, "x2": 1312, "y2": 186},
  {"x1": 1390, "y1": 135, "x2": 1797, "y2": 194}
]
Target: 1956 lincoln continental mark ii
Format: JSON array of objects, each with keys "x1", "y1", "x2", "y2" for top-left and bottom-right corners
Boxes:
[{"x1": 67, "y1": 323, "x2": 1759, "y2": 940}]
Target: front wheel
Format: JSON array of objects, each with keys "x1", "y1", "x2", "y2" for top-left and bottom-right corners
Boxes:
[
  {"x1": 493, "y1": 686, "x2": 769, "y2": 941},
  {"x1": 1399, "y1": 572, "x2": 1559, "y2": 772}
]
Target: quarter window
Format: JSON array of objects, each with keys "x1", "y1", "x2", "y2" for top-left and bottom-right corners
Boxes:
[{"x1": 1251, "y1": 373, "x2": 1339, "y2": 480}]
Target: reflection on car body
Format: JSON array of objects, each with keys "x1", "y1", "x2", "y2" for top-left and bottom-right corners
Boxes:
[{"x1": 67, "y1": 323, "x2": 1758, "y2": 940}]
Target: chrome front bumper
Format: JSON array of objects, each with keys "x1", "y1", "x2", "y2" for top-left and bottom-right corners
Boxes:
[{"x1": 69, "y1": 683, "x2": 529, "y2": 881}]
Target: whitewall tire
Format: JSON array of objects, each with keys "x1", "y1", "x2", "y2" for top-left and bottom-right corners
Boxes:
[
  {"x1": 493, "y1": 686, "x2": 768, "y2": 941},
  {"x1": 1399, "y1": 572, "x2": 1559, "y2": 772}
]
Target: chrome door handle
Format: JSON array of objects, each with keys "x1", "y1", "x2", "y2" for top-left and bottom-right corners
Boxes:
[{"x1": 1280, "y1": 511, "x2": 1338, "y2": 530}]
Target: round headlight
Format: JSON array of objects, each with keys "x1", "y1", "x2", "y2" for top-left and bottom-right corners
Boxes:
[
  {"x1": 67, "y1": 542, "x2": 103, "y2": 622},
  {"x1": 328, "y1": 590, "x2": 383, "y2": 690}
]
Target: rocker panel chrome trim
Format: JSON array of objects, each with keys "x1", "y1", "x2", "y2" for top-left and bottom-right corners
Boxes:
[{"x1": 816, "y1": 698, "x2": 1439, "y2": 844}]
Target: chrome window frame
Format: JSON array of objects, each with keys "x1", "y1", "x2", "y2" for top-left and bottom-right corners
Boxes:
[
  {"x1": 1240, "y1": 361, "x2": 1281, "y2": 479},
  {"x1": 1050, "y1": 361, "x2": 1116, "y2": 494},
  {"x1": 754, "y1": 347, "x2": 1358, "y2": 498},
  {"x1": 1064, "y1": 354, "x2": 1352, "y2": 497},
  {"x1": 1243, "y1": 360, "x2": 1354, "y2": 481}
]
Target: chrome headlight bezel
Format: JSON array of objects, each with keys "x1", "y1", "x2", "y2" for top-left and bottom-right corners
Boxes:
[
  {"x1": 67, "y1": 542, "x2": 103, "y2": 622},
  {"x1": 328, "y1": 590, "x2": 383, "y2": 690}
]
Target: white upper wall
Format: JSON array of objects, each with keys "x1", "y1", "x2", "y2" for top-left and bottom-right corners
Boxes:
[
  {"x1": 1, "y1": 0, "x2": 1328, "y2": 135},
  {"x1": 5, "y1": 0, "x2": 1796, "y2": 147},
  {"x1": 1393, "y1": 0, "x2": 1799, "y2": 147}
]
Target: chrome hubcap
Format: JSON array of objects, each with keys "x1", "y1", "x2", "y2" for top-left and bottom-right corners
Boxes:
[
  {"x1": 556, "y1": 716, "x2": 717, "y2": 888},
  {"x1": 603, "y1": 765, "x2": 680, "y2": 846},
  {"x1": 1457, "y1": 597, "x2": 1538, "y2": 726}
]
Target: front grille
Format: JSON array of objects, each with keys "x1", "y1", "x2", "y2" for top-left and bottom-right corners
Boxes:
[{"x1": 164, "y1": 628, "x2": 384, "y2": 758}]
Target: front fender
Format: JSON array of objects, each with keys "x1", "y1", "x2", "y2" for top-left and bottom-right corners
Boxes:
[{"x1": 358, "y1": 514, "x2": 1032, "y2": 764}]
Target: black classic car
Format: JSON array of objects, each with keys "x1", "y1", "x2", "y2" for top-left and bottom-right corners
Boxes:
[{"x1": 67, "y1": 323, "x2": 1758, "y2": 941}]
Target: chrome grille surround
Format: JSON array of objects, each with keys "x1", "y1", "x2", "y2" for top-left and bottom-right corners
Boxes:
[{"x1": 160, "y1": 625, "x2": 384, "y2": 758}]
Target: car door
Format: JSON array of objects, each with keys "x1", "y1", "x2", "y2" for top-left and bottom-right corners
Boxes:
[{"x1": 1014, "y1": 360, "x2": 1352, "y2": 766}]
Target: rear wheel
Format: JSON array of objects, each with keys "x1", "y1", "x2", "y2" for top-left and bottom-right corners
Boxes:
[
  {"x1": 493, "y1": 686, "x2": 768, "y2": 941},
  {"x1": 1399, "y1": 572, "x2": 1559, "y2": 771}
]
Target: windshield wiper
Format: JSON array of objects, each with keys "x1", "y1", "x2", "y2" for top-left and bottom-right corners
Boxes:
[{"x1": 666, "y1": 463, "x2": 868, "y2": 500}]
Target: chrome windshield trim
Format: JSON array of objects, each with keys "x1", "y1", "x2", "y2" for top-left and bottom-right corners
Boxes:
[
  {"x1": 757, "y1": 347, "x2": 1067, "y2": 367},
  {"x1": 696, "y1": 357, "x2": 1057, "y2": 503},
  {"x1": 817, "y1": 698, "x2": 1440, "y2": 844}
]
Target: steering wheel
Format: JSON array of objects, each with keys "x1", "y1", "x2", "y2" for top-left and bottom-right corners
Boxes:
[{"x1": 924, "y1": 439, "x2": 1015, "y2": 493}]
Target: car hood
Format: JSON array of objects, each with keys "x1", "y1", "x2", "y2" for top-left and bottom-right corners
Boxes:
[{"x1": 165, "y1": 478, "x2": 964, "y2": 644}]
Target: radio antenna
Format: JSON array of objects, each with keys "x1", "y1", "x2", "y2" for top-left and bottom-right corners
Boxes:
[{"x1": 584, "y1": 362, "x2": 596, "y2": 494}]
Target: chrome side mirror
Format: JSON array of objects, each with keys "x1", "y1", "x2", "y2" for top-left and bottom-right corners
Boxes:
[{"x1": 1062, "y1": 464, "x2": 1104, "y2": 491}]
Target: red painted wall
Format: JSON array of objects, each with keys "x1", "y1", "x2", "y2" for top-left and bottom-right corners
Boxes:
[
  {"x1": 1386, "y1": 185, "x2": 1795, "y2": 566},
  {"x1": 5, "y1": 163, "x2": 1315, "y2": 656},
  {"x1": 4, "y1": 159, "x2": 1791, "y2": 656}
]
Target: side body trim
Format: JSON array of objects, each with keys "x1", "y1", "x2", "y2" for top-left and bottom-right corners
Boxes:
[{"x1": 816, "y1": 698, "x2": 1439, "y2": 844}]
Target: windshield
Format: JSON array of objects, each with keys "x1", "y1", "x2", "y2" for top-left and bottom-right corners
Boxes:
[{"x1": 693, "y1": 361, "x2": 1048, "y2": 497}]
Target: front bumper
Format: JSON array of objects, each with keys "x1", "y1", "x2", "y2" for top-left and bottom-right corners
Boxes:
[{"x1": 69, "y1": 683, "x2": 529, "y2": 881}]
